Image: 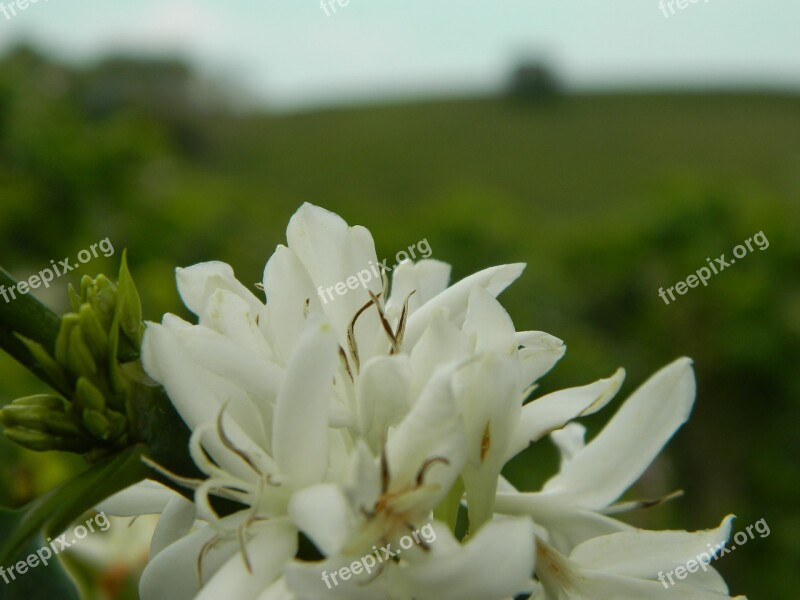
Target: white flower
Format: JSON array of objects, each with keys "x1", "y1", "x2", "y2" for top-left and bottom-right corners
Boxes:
[
  {"x1": 135, "y1": 204, "x2": 540, "y2": 599},
  {"x1": 495, "y1": 358, "x2": 698, "y2": 553},
  {"x1": 531, "y1": 516, "x2": 746, "y2": 599},
  {"x1": 118, "y1": 203, "x2": 744, "y2": 600}
]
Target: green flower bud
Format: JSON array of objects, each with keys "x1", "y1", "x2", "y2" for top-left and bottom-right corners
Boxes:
[
  {"x1": 74, "y1": 377, "x2": 106, "y2": 412},
  {"x1": 0, "y1": 405, "x2": 53, "y2": 431},
  {"x1": 67, "y1": 327, "x2": 97, "y2": 377},
  {"x1": 11, "y1": 394, "x2": 66, "y2": 411},
  {"x1": 78, "y1": 303, "x2": 108, "y2": 360},
  {"x1": 68, "y1": 282, "x2": 84, "y2": 313},
  {"x1": 42, "y1": 412, "x2": 84, "y2": 437},
  {"x1": 105, "y1": 410, "x2": 128, "y2": 441},
  {"x1": 91, "y1": 275, "x2": 117, "y2": 330},
  {"x1": 55, "y1": 313, "x2": 80, "y2": 366},
  {"x1": 82, "y1": 409, "x2": 111, "y2": 440},
  {"x1": 5, "y1": 428, "x2": 92, "y2": 453},
  {"x1": 117, "y1": 252, "x2": 144, "y2": 347},
  {"x1": 4, "y1": 428, "x2": 61, "y2": 452}
]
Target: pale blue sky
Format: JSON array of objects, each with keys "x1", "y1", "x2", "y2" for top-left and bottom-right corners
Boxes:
[{"x1": 2, "y1": 0, "x2": 798, "y2": 109}]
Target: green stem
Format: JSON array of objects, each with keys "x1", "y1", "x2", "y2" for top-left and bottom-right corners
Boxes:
[{"x1": 0, "y1": 267, "x2": 62, "y2": 389}]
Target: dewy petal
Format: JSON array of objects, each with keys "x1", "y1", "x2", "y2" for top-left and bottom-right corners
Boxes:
[
  {"x1": 176, "y1": 261, "x2": 263, "y2": 322},
  {"x1": 196, "y1": 519, "x2": 297, "y2": 600},
  {"x1": 569, "y1": 515, "x2": 735, "y2": 579},
  {"x1": 506, "y1": 368, "x2": 625, "y2": 461},
  {"x1": 404, "y1": 263, "x2": 525, "y2": 348},
  {"x1": 272, "y1": 319, "x2": 338, "y2": 487},
  {"x1": 392, "y1": 518, "x2": 536, "y2": 600},
  {"x1": 540, "y1": 357, "x2": 696, "y2": 509}
]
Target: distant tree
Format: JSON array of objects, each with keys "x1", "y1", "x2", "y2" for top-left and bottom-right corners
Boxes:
[{"x1": 506, "y1": 61, "x2": 562, "y2": 102}]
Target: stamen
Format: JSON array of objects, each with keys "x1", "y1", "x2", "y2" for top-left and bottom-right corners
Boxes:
[
  {"x1": 369, "y1": 290, "x2": 398, "y2": 352},
  {"x1": 380, "y1": 449, "x2": 390, "y2": 494},
  {"x1": 197, "y1": 534, "x2": 220, "y2": 586},
  {"x1": 416, "y1": 457, "x2": 450, "y2": 486},
  {"x1": 216, "y1": 406, "x2": 263, "y2": 476},
  {"x1": 348, "y1": 293, "x2": 382, "y2": 373},
  {"x1": 141, "y1": 456, "x2": 205, "y2": 491},
  {"x1": 339, "y1": 346, "x2": 354, "y2": 382},
  {"x1": 392, "y1": 290, "x2": 416, "y2": 352},
  {"x1": 237, "y1": 522, "x2": 253, "y2": 574}
]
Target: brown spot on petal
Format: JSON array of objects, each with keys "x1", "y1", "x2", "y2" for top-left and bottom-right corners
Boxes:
[{"x1": 480, "y1": 422, "x2": 491, "y2": 463}]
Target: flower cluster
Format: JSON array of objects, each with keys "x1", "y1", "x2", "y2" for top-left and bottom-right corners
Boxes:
[{"x1": 107, "y1": 204, "x2": 745, "y2": 599}]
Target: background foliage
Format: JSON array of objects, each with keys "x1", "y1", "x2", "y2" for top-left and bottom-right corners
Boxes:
[{"x1": 0, "y1": 45, "x2": 797, "y2": 598}]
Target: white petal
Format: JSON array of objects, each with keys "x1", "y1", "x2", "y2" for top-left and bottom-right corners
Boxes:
[
  {"x1": 273, "y1": 319, "x2": 338, "y2": 486},
  {"x1": 356, "y1": 355, "x2": 411, "y2": 453},
  {"x1": 289, "y1": 484, "x2": 354, "y2": 556},
  {"x1": 142, "y1": 322, "x2": 268, "y2": 475},
  {"x1": 516, "y1": 331, "x2": 566, "y2": 385},
  {"x1": 494, "y1": 494, "x2": 632, "y2": 554},
  {"x1": 176, "y1": 261, "x2": 262, "y2": 322},
  {"x1": 262, "y1": 245, "x2": 321, "y2": 365},
  {"x1": 541, "y1": 358, "x2": 696, "y2": 509},
  {"x1": 394, "y1": 518, "x2": 536, "y2": 600},
  {"x1": 452, "y1": 355, "x2": 523, "y2": 528},
  {"x1": 97, "y1": 480, "x2": 180, "y2": 517},
  {"x1": 409, "y1": 310, "x2": 471, "y2": 398},
  {"x1": 197, "y1": 519, "x2": 297, "y2": 600},
  {"x1": 150, "y1": 494, "x2": 197, "y2": 557},
  {"x1": 462, "y1": 287, "x2": 518, "y2": 355},
  {"x1": 570, "y1": 515, "x2": 735, "y2": 579},
  {"x1": 536, "y1": 538, "x2": 738, "y2": 600},
  {"x1": 386, "y1": 365, "x2": 466, "y2": 502},
  {"x1": 551, "y1": 422, "x2": 587, "y2": 469},
  {"x1": 506, "y1": 368, "x2": 625, "y2": 461},
  {"x1": 286, "y1": 203, "x2": 383, "y2": 357},
  {"x1": 404, "y1": 264, "x2": 525, "y2": 348},
  {"x1": 139, "y1": 514, "x2": 244, "y2": 600},
  {"x1": 386, "y1": 259, "x2": 452, "y2": 317}
]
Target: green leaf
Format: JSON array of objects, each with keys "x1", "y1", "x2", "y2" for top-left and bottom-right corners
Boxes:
[
  {"x1": 0, "y1": 445, "x2": 150, "y2": 567},
  {"x1": 0, "y1": 531, "x2": 79, "y2": 600}
]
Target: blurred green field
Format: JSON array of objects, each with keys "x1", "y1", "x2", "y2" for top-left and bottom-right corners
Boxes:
[{"x1": 1, "y1": 47, "x2": 798, "y2": 598}]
